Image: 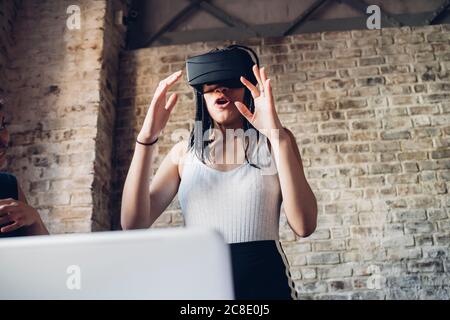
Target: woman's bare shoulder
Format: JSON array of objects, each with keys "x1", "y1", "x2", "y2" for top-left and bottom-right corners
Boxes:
[{"x1": 172, "y1": 140, "x2": 190, "y2": 178}]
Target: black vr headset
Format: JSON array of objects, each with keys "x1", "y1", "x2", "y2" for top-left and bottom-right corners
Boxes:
[{"x1": 186, "y1": 45, "x2": 259, "y2": 92}]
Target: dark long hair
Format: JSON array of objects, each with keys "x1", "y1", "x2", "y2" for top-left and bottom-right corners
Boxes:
[
  {"x1": 188, "y1": 87, "x2": 265, "y2": 169},
  {"x1": 186, "y1": 45, "x2": 268, "y2": 169}
]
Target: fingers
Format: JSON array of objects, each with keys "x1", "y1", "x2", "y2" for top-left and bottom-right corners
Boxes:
[
  {"x1": 0, "y1": 212, "x2": 20, "y2": 232},
  {"x1": 152, "y1": 70, "x2": 183, "y2": 106},
  {"x1": 252, "y1": 65, "x2": 264, "y2": 92},
  {"x1": 265, "y1": 79, "x2": 275, "y2": 109},
  {"x1": 240, "y1": 76, "x2": 260, "y2": 98},
  {"x1": 161, "y1": 70, "x2": 182, "y2": 87},
  {"x1": 0, "y1": 198, "x2": 16, "y2": 205},
  {"x1": 159, "y1": 70, "x2": 182, "y2": 92},
  {"x1": 165, "y1": 70, "x2": 183, "y2": 87},
  {"x1": 0, "y1": 214, "x2": 12, "y2": 226},
  {"x1": 0, "y1": 202, "x2": 20, "y2": 214},
  {"x1": 260, "y1": 66, "x2": 268, "y2": 85},
  {"x1": 1, "y1": 221, "x2": 22, "y2": 233},
  {"x1": 164, "y1": 93, "x2": 178, "y2": 112},
  {"x1": 0, "y1": 205, "x2": 21, "y2": 215},
  {"x1": 234, "y1": 101, "x2": 254, "y2": 123}
]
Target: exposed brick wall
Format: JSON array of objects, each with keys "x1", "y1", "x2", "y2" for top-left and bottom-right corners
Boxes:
[
  {"x1": 4, "y1": 0, "x2": 126, "y2": 233},
  {"x1": 0, "y1": 0, "x2": 21, "y2": 95},
  {"x1": 92, "y1": 0, "x2": 127, "y2": 231},
  {"x1": 115, "y1": 26, "x2": 450, "y2": 299}
]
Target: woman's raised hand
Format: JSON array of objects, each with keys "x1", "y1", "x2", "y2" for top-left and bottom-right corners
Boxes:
[
  {"x1": 235, "y1": 65, "x2": 284, "y2": 142},
  {"x1": 138, "y1": 70, "x2": 183, "y2": 143}
]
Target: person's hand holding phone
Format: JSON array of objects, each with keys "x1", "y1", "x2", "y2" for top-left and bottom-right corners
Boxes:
[{"x1": 0, "y1": 198, "x2": 41, "y2": 233}]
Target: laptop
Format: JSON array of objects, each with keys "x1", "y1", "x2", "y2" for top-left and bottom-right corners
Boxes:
[{"x1": 0, "y1": 227, "x2": 234, "y2": 300}]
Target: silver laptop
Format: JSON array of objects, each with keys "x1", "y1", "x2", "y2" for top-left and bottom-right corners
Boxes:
[{"x1": 0, "y1": 227, "x2": 234, "y2": 300}]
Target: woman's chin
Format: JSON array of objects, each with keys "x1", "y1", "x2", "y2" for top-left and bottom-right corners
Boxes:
[
  {"x1": 208, "y1": 105, "x2": 244, "y2": 127},
  {"x1": 213, "y1": 115, "x2": 240, "y2": 127}
]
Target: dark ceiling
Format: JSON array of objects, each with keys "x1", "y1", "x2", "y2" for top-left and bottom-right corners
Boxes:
[{"x1": 125, "y1": 0, "x2": 450, "y2": 49}]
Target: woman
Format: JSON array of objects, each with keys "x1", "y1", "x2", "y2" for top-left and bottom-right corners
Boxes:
[
  {"x1": 121, "y1": 45, "x2": 317, "y2": 300},
  {"x1": 0, "y1": 99, "x2": 49, "y2": 237}
]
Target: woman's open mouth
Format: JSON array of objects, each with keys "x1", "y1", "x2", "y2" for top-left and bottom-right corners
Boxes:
[{"x1": 215, "y1": 97, "x2": 231, "y2": 109}]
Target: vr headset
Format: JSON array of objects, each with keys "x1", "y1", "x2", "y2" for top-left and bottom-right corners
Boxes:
[{"x1": 186, "y1": 45, "x2": 259, "y2": 91}]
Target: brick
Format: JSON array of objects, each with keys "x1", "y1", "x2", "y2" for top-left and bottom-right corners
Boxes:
[
  {"x1": 392, "y1": 209, "x2": 427, "y2": 222},
  {"x1": 330, "y1": 227, "x2": 350, "y2": 239},
  {"x1": 304, "y1": 51, "x2": 332, "y2": 60},
  {"x1": 299, "y1": 281, "x2": 328, "y2": 293},
  {"x1": 317, "y1": 133, "x2": 348, "y2": 144},
  {"x1": 350, "y1": 131, "x2": 378, "y2": 141},
  {"x1": 351, "y1": 120, "x2": 381, "y2": 130},
  {"x1": 381, "y1": 130, "x2": 411, "y2": 140},
  {"x1": 327, "y1": 279, "x2": 353, "y2": 292},
  {"x1": 405, "y1": 221, "x2": 435, "y2": 234},
  {"x1": 327, "y1": 59, "x2": 357, "y2": 69},
  {"x1": 431, "y1": 148, "x2": 450, "y2": 159},
  {"x1": 343, "y1": 245, "x2": 386, "y2": 261},
  {"x1": 397, "y1": 151, "x2": 428, "y2": 161},
  {"x1": 307, "y1": 229, "x2": 331, "y2": 240},
  {"x1": 308, "y1": 100, "x2": 336, "y2": 111},
  {"x1": 320, "y1": 121, "x2": 349, "y2": 132},
  {"x1": 359, "y1": 57, "x2": 385, "y2": 66},
  {"x1": 350, "y1": 226, "x2": 383, "y2": 239},
  {"x1": 381, "y1": 235, "x2": 415, "y2": 247},
  {"x1": 427, "y1": 208, "x2": 448, "y2": 220},
  {"x1": 407, "y1": 260, "x2": 444, "y2": 273},
  {"x1": 283, "y1": 243, "x2": 312, "y2": 254},
  {"x1": 308, "y1": 70, "x2": 337, "y2": 80},
  {"x1": 356, "y1": 77, "x2": 385, "y2": 86},
  {"x1": 334, "y1": 48, "x2": 361, "y2": 58},
  {"x1": 386, "y1": 248, "x2": 422, "y2": 260},
  {"x1": 409, "y1": 195, "x2": 441, "y2": 208},
  {"x1": 313, "y1": 240, "x2": 346, "y2": 252},
  {"x1": 370, "y1": 141, "x2": 401, "y2": 152},
  {"x1": 301, "y1": 267, "x2": 317, "y2": 280},
  {"x1": 319, "y1": 177, "x2": 350, "y2": 189},
  {"x1": 433, "y1": 233, "x2": 450, "y2": 245},
  {"x1": 422, "y1": 246, "x2": 449, "y2": 259},
  {"x1": 338, "y1": 99, "x2": 367, "y2": 109},
  {"x1": 349, "y1": 67, "x2": 379, "y2": 77},
  {"x1": 369, "y1": 163, "x2": 402, "y2": 174},
  {"x1": 338, "y1": 143, "x2": 370, "y2": 153},
  {"x1": 324, "y1": 202, "x2": 356, "y2": 214},
  {"x1": 307, "y1": 252, "x2": 340, "y2": 265}
]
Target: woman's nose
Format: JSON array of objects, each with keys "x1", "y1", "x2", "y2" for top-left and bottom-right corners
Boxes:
[{"x1": 214, "y1": 87, "x2": 229, "y2": 94}]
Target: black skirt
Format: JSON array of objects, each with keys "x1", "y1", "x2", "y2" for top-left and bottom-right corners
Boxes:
[{"x1": 228, "y1": 240, "x2": 298, "y2": 300}]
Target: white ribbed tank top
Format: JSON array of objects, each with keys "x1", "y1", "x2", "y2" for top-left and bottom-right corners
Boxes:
[{"x1": 178, "y1": 140, "x2": 282, "y2": 244}]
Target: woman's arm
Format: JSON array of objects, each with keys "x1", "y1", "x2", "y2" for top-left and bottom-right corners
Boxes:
[
  {"x1": 271, "y1": 128, "x2": 317, "y2": 237},
  {"x1": 121, "y1": 141, "x2": 185, "y2": 230},
  {"x1": 236, "y1": 65, "x2": 317, "y2": 237},
  {"x1": 121, "y1": 70, "x2": 182, "y2": 230}
]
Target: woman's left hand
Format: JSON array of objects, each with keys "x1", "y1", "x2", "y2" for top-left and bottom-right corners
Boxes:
[
  {"x1": 235, "y1": 65, "x2": 284, "y2": 141},
  {"x1": 0, "y1": 198, "x2": 41, "y2": 233}
]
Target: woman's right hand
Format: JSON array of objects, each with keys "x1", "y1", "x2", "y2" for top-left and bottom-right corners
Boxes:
[{"x1": 137, "y1": 70, "x2": 183, "y2": 143}]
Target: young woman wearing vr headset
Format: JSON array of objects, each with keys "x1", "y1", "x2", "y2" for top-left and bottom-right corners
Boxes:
[{"x1": 121, "y1": 45, "x2": 317, "y2": 300}]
